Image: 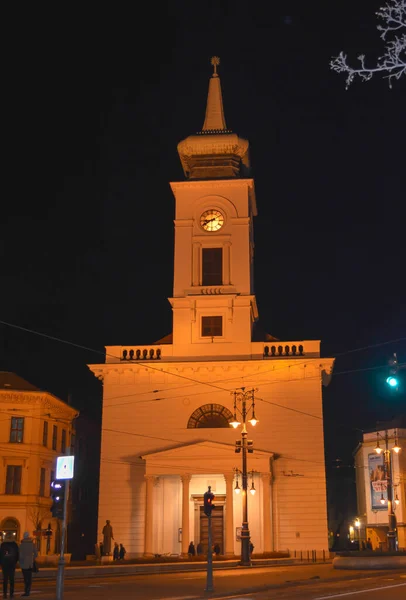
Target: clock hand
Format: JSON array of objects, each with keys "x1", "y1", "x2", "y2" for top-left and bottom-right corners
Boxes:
[{"x1": 203, "y1": 217, "x2": 216, "y2": 225}]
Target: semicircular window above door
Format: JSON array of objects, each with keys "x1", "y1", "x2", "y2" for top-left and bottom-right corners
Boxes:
[{"x1": 187, "y1": 404, "x2": 233, "y2": 428}]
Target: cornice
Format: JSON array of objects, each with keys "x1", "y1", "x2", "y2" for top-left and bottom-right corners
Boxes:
[
  {"x1": 91, "y1": 359, "x2": 332, "y2": 379},
  {"x1": 170, "y1": 179, "x2": 254, "y2": 193},
  {"x1": 0, "y1": 391, "x2": 78, "y2": 419}
]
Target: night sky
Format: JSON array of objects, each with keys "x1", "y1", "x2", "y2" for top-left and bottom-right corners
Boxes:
[{"x1": 2, "y1": 0, "x2": 405, "y2": 478}]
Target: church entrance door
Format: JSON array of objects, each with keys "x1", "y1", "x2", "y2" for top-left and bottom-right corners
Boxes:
[{"x1": 200, "y1": 505, "x2": 224, "y2": 554}]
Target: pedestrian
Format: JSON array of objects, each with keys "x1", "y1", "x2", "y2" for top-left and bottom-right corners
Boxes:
[
  {"x1": 366, "y1": 538, "x2": 373, "y2": 550},
  {"x1": 188, "y1": 541, "x2": 195, "y2": 556},
  {"x1": 19, "y1": 532, "x2": 38, "y2": 597},
  {"x1": 113, "y1": 542, "x2": 119, "y2": 561},
  {"x1": 249, "y1": 541, "x2": 254, "y2": 555},
  {"x1": 119, "y1": 544, "x2": 126, "y2": 560},
  {"x1": 196, "y1": 542, "x2": 203, "y2": 555},
  {"x1": 0, "y1": 532, "x2": 19, "y2": 598},
  {"x1": 213, "y1": 543, "x2": 220, "y2": 556}
]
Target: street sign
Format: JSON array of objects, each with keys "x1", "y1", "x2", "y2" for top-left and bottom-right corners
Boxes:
[{"x1": 56, "y1": 455, "x2": 75, "y2": 480}]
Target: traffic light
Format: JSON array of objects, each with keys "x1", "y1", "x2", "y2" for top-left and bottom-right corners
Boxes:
[
  {"x1": 386, "y1": 353, "x2": 399, "y2": 389},
  {"x1": 247, "y1": 441, "x2": 254, "y2": 453},
  {"x1": 204, "y1": 486, "x2": 215, "y2": 517},
  {"x1": 51, "y1": 480, "x2": 65, "y2": 519},
  {"x1": 235, "y1": 441, "x2": 242, "y2": 453}
]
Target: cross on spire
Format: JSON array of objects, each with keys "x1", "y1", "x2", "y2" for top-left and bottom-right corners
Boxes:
[{"x1": 211, "y1": 56, "x2": 220, "y2": 77}]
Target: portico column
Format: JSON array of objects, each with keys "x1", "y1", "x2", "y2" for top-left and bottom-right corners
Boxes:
[
  {"x1": 144, "y1": 475, "x2": 155, "y2": 556},
  {"x1": 181, "y1": 474, "x2": 191, "y2": 557},
  {"x1": 261, "y1": 472, "x2": 272, "y2": 553},
  {"x1": 224, "y1": 472, "x2": 235, "y2": 556}
]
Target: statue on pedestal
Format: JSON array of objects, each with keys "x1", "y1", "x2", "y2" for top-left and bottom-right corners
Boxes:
[{"x1": 102, "y1": 520, "x2": 114, "y2": 555}]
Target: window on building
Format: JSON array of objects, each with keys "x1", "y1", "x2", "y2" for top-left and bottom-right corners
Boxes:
[
  {"x1": 201, "y1": 316, "x2": 223, "y2": 337},
  {"x1": 10, "y1": 417, "x2": 24, "y2": 443},
  {"x1": 39, "y1": 468, "x2": 46, "y2": 497},
  {"x1": 61, "y1": 430, "x2": 66, "y2": 454},
  {"x1": 5, "y1": 465, "x2": 22, "y2": 495},
  {"x1": 43, "y1": 421, "x2": 48, "y2": 447},
  {"x1": 52, "y1": 425, "x2": 57, "y2": 451},
  {"x1": 187, "y1": 404, "x2": 234, "y2": 428},
  {"x1": 202, "y1": 248, "x2": 223, "y2": 286}
]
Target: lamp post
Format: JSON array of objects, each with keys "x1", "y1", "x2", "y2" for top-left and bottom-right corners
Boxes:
[
  {"x1": 375, "y1": 429, "x2": 401, "y2": 551},
  {"x1": 229, "y1": 387, "x2": 258, "y2": 567}
]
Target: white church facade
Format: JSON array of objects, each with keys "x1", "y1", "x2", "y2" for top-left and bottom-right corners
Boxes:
[{"x1": 89, "y1": 59, "x2": 335, "y2": 557}]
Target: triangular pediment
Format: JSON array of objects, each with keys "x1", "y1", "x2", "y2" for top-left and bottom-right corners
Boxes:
[{"x1": 142, "y1": 440, "x2": 273, "y2": 476}]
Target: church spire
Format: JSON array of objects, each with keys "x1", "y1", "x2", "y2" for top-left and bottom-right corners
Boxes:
[
  {"x1": 177, "y1": 58, "x2": 250, "y2": 179},
  {"x1": 202, "y1": 57, "x2": 227, "y2": 132}
]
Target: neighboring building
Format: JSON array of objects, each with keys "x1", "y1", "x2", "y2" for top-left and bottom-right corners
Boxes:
[
  {"x1": 0, "y1": 372, "x2": 78, "y2": 553},
  {"x1": 354, "y1": 426, "x2": 405, "y2": 550},
  {"x1": 68, "y1": 412, "x2": 101, "y2": 560},
  {"x1": 89, "y1": 60, "x2": 335, "y2": 557}
]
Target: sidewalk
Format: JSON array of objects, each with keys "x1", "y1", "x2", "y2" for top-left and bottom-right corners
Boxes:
[{"x1": 13, "y1": 557, "x2": 309, "y2": 580}]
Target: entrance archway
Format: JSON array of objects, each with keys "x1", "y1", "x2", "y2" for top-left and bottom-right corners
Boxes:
[{"x1": 0, "y1": 517, "x2": 20, "y2": 542}]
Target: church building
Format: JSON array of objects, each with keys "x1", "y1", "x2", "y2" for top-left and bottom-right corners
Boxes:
[{"x1": 89, "y1": 59, "x2": 335, "y2": 557}]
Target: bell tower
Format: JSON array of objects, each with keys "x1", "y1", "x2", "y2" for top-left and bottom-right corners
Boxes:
[{"x1": 169, "y1": 58, "x2": 258, "y2": 358}]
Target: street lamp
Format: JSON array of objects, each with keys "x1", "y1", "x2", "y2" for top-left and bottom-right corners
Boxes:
[
  {"x1": 230, "y1": 387, "x2": 258, "y2": 567},
  {"x1": 374, "y1": 429, "x2": 402, "y2": 551}
]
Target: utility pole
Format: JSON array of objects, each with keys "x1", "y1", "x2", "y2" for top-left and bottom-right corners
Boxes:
[
  {"x1": 375, "y1": 429, "x2": 401, "y2": 551},
  {"x1": 204, "y1": 486, "x2": 214, "y2": 593},
  {"x1": 230, "y1": 387, "x2": 258, "y2": 567},
  {"x1": 54, "y1": 455, "x2": 75, "y2": 600},
  {"x1": 56, "y1": 480, "x2": 69, "y2": 600},
  {"x1": 383, "y1": 431, "x2": 397, "y2": 551}
]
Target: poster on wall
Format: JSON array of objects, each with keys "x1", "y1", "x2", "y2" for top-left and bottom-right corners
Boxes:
[{"x1": 368, "y1": 453, "x2": 387, "y2": 510}]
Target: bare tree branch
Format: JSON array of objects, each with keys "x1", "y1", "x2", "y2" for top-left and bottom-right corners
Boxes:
[
  {"x1": 331, "y1": 0, "x2": 406, "y2": 88},
  {"x1": 28, "y1": 506, "x2": 50, "y2": 531}
]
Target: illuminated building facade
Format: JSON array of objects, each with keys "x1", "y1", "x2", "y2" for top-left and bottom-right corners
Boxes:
[
  {"x1": 89, "y1": 60, "x2": 334, "y2": 557},
  {"x1": 0, "y1": 372, "x2": 77, "y2": 554}
]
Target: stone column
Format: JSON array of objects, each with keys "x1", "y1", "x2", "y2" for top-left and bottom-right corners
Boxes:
[
  {"x1": 261, "y1": 472, "x2": 272, "y2": 553},
  {"x1": 224, "y1": 472, "x2": 235, "y2": 556},
  {"x1": 144, "y1": 475, "x2": 155, "y2": 557},
  {"x1": 181, "y1": 474, "x2": 191, "y2": 557}
]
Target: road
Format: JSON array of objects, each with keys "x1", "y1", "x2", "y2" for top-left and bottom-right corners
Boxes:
[{"x1": 12, "y1": 564, "x2": 406, "y2": 599}]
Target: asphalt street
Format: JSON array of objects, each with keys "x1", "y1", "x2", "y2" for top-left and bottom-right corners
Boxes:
[{"x1": 7, "y1": 563, "x2": 406, "y2": 599}]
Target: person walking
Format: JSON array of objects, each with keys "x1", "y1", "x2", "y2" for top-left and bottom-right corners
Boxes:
[
  {"x1": 19, "y1": 532, "x2": 38, "y2": 597},
  {"x1": 113, "y1": 542, "x2": 119, "y2": 561},
  {"x1": 0, "y1": 532, "x2": 19, "y2": 599},
  {"x1": 196, "y1": 541, "x2": 203, "y2": 555},
  {"x1": 119, "y1": 544, "x2": 126, "y2": 560},
  {"x1": 188, "y1": 541, "x2": 195, "y2": 556}
]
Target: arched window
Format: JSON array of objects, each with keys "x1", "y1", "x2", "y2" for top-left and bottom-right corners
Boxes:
[
  {"x1": 0, "y1": 517, "x2": 20, "y2": 543},
  {"x1": 187, "y1": 404, "x2": 234, "y2": 429}
]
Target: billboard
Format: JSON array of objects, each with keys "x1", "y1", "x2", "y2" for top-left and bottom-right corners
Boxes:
[{"x1": 368, "y1": 453, "x2": 387, "y2": 510}]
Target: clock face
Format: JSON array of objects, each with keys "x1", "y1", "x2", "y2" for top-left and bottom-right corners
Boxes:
[{"x1": 200, "y1": 209, "x2": 225, "y2": 232}]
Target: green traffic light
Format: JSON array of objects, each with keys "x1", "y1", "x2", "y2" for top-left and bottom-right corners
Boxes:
[{"x1": 386, "y1": 376, "x2": 398, "y2": 388}]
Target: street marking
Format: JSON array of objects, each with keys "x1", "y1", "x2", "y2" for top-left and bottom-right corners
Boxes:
[
  {"x1": 315, "y1": 582, "x2": 406, "y2": 599},
  {"x1": 88, "y1": 584, "x2": 105, "y2": 587},
  {"x1": 158, "y1": 597, "x2": 200, "y2": 600}
]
